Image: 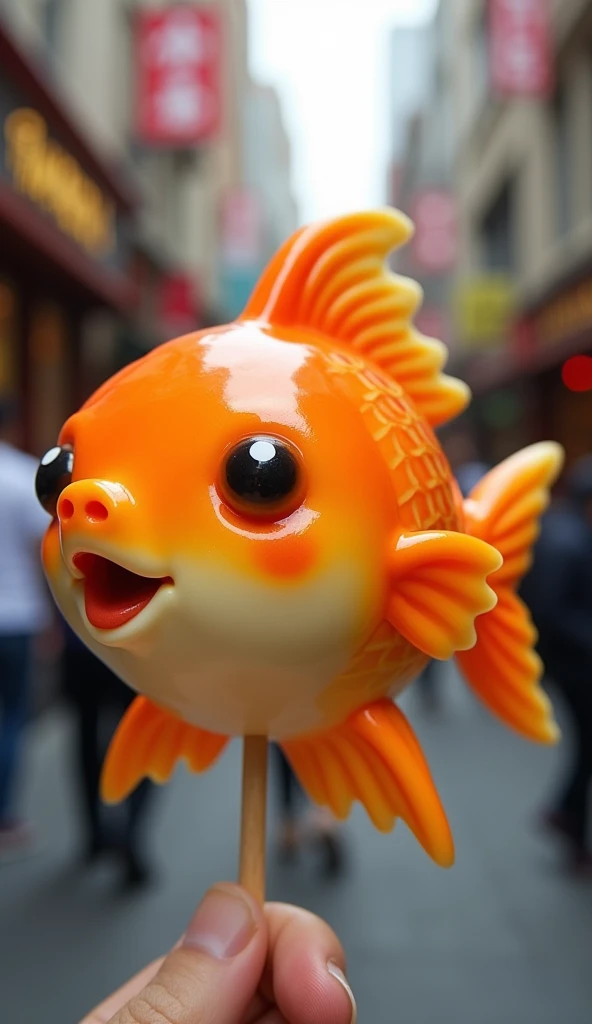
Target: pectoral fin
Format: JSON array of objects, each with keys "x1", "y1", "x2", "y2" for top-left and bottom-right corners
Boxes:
[
  {"x1": 386, "y1": 531, "x2": 502, "y2": 660},
  {"x1": 101, "y1": 697, "x2": 229, "y2": 803}
]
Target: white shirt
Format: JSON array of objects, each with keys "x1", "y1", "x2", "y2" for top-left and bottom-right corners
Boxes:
[{"x1": 0, "y1": 441, "x2": 52, "y2": 634}]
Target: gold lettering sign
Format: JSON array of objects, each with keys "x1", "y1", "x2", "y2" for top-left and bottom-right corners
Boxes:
[
  {"x1": 535, "y1": 278, "x2": 592, "y2": 347},
  {"x1": 4, "y1": 108, "x2": 115, "y2": 258},
  {"x1": 455, "y1": 275, "x2": 516, "y2": 349}
]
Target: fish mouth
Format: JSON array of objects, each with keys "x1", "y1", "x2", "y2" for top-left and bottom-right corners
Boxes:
[{"x1": 73, "y1": 553, "x2": 173, "y2": 632}]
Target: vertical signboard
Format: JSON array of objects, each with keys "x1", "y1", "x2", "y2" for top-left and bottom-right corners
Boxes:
[
  {"x1": 220, "y1": 189, "x2": 262, "y2": 268},
  {"x1": 219, "y1": 189, "x2": 263, "y2": 320},
  {"x1": 489, "y1": 0, "x2": 553, "y2": 98},
  {"x1": 136, "y1": 6, "x2": 222, "y2": 145},
  {"x1": 410, "y1": 190, "x2": 457, "y2": 275}
]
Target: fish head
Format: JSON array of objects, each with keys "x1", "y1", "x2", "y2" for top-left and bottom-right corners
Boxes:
[{"x1": 39, "y1": 321, "x2": 396, "y2": 735}]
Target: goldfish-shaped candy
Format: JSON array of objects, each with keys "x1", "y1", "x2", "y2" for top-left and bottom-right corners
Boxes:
[{"x1": 38, "y1": 210, "x2": 562, "y2": 868}]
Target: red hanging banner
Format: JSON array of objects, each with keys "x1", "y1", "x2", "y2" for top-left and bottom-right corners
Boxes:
[
  {"x1": 135, "y1": 6, "x2": 222, "y2": 145},
  {"x1": 220, "y1": 189, "x2": 262, "y2": 268},
  {"x1": 410, "y1": 190, "x2": 457, "y2": 275},
  {"x1": 160, "y1": 273, "x2": 200, "y2": 332},
  {"x1": 489, "y1": 0, "x2": 554, "y2": 98}
]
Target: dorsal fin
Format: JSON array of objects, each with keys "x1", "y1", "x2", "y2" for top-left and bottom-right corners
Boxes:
[{"x1": 240, "y1": 209, "x2": 469, "y2": 428}]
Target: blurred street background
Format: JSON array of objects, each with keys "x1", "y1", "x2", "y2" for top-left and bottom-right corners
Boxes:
[
  {"x1": 1, "y1": 669, "x2": 592, "y2": 1023},
  {"x1": 0, "y1": 0, "x2": 592, "y2": 1021}
]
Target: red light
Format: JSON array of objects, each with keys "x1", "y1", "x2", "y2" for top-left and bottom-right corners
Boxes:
[{"x1": 561, "y1": 355, "x2": 592, "y2": 392}]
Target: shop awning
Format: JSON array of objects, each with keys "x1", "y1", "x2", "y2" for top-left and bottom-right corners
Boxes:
[{"x1": 0, "y1": 23, "x2": 138, "y2": 310}]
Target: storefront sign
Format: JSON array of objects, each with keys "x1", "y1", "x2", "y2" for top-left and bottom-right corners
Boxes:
[
  {"x1": 562, "y1": 355, "x2": 592, "y2": 393},
  {"x1": 0, "y1": 280, "x2": 16, "y2": 395},
  {"x1": 534, "y1": 275, "x2": 592, "y2": 349},
  {"x1": 220, "y1": 189, "x2": 262, "y2": 269},
  {"x1": 410, "y1": 190, "x2": 457, "y2": 275},
  {"x1": 489, "y1": 0, "x2": 554, "y2": 98},
  {"x1": 3, "y1": 108, "x2": 115, "y2": 258},
  {"x1": 218, "y1": 189, "x2": 263, "y2": 320},
  {"x1": 135, "y1": 6, "x2": 222, "y2": 145},
  {"x1": 160, "y1": 272, "x2": 200, "y2": 333},
  {"x1": 219, "y1": 265, "x2": 262, "y2": 322},
  {"x1": 455, "y1": 275, "x2": 516, "y2": 348},
  {"x1": 0, "y1": 58, "x2": 130, "y2": 279}
]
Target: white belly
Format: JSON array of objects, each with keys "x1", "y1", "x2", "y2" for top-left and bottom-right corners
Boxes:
[{"x1": 55, "y1": 555, "x2": 382, "y2": 739}]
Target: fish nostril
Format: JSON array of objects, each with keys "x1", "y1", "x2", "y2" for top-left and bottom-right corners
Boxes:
[
  {"x1": 85, "y1": 500, "x2": 109, "y2": 523},
  {"x1": 59, "y1": 498, "x2": 74, "y2": 521}
]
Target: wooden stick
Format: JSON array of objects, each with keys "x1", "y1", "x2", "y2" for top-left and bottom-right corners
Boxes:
[{"x1": 239, "y1": 735, "x2": 268, "y2": 903}]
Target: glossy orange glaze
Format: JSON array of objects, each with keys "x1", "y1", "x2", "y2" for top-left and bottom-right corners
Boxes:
[
  {"x1": 253, "y1": 530, "x2": 319, "y2": 579},
  {"x1": 39, "y1": 209, "x2": 563, "y2": 861},
  {"x1": 45, "y1": 320, "x2": 401, "y2": 736},
  {"x1": 58, "y1": 325, "x2": 395, "y2": 581}
]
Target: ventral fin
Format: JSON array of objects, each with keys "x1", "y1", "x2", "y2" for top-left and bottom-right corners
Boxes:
[
  {"x1": 240, "y1": 209, "x2": 469, "y2": 428},
  {"x1": 100, "y1": 697, "x2": 229, "y2": 803},
  {"x1": 281, "y1": 698, "x2": 454, "y2": 867},
  {"x1": 386, "y1": 531, "x2": 502, "y2": 660}
]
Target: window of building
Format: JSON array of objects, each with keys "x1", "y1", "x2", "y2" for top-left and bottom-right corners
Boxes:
[
  {"x1": 554, "y1": 83, "x2": 571, "y2": 237},
  {"x1": 28, "y1": 302, "x2": 70, "y2": 456},
  {"x1": 480, "y1": 178, "x2": 516, "y2": 273},
  {"x1": 0, "y1": 280, "x2": 18, "y2": 405},
  {"x1": 42, "y1": 0, "x2": 64, "y2": 65},
  {"x1": 474, "y1": 8, "x2": 490, "y2": 112}
]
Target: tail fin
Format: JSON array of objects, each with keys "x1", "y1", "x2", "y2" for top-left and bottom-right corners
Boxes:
[{"x1": 456, "y1": 442, "x2": 564, "y2": 744}]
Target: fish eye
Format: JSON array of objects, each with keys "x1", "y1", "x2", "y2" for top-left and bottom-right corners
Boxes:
[
  {"x1": 35, "y1": 444, "x2": 74, "y2": 517},
  {"x1": 220, "y1": 436, "x2": 304, "y2": 520}
]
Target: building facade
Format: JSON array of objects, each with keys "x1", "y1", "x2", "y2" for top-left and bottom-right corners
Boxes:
[
  {"x1": 449, "y1": 0, "x2": 592, "y2": 468},
  {"x1": 0, "y1": 16, "x2": 137, "y2": 453},
  {"x1": 0, "y1": 0, "x2": 296, "y2": 454},
  {"x1": 387, "y1": 10, "x2": 458, "y2": 376},
  {"x1": 389, "y1": 0, "x2": 592, "y2": 468},
  {"x1": 219, "y1": 80, "x2": 298, "y2": 319}
]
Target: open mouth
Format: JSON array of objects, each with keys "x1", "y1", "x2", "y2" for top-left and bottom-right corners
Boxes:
[{"x1": 73, "y1": 553, "x2": 173, "y2": 631}]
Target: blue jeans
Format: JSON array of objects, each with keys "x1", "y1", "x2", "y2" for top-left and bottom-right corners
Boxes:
[{"x1": 0, "y1": 634, "x2": 32, "y2": 826}]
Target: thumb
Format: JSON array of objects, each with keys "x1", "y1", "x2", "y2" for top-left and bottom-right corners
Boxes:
[{"x1": 109, "y1": 884, "x2": 267, "y2": 1024}]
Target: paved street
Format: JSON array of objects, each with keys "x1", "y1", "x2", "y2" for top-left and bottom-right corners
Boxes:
[{"x1": 1, "y1": 665, "x2": 591, "y2": 1024}]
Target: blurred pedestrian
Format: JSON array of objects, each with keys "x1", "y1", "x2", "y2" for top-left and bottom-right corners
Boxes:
[
  {"x1": 62, "y1": 623, "x2": 158, "y2": 888},
  {"x1": 274, "y1": 745, "x2": 300, "y2": 860},
  {"x1": 521, "y1": 455, "x2": 592, "y2": 876},
  {"x1": 444, "y1": 430, "x2": 490, "y2": 499},
  {"x1": 416, "y1": 658, "x2": 441, "y2": 714},
  {"x1": 273, "y1": 745, "x2": 345, "y2": 877},
  {"x1": 0, "y1": 400, "x2": 52, "y2": 860}
]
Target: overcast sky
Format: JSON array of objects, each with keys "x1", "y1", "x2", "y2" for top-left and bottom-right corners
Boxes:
[{"x1": 246, "y1": 0, "x2": 438, "y2": 223}]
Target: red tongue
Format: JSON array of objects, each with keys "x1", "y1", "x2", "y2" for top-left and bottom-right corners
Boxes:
[{"x1": 74, "y1": 554, "x2": 170, "y2": 631}]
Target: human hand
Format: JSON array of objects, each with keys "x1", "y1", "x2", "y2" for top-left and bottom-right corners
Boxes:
[{"x1": 82, "y1": 883, "x2": 356, "y2": 1023}]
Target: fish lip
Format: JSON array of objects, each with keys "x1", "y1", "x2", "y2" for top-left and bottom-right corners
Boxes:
[
  {"x1": 67, "y1": 547, "x2": 174, "y2": 644},
  {"x1": 63, "y1": 540, "x2": 169, "y2": 583}
]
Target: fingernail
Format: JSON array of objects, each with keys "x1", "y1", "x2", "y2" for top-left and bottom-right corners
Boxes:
[
  {"x1": 183, "y1": 887, "x2": 256, "y2": 959},
  {"x1": 328, "y1": 961, "x2": 357, "y2": 1024}
]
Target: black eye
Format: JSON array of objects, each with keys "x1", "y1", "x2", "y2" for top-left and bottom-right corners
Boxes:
[
  {"x1": 222, "y1": 437, "x2": 302, "y2": 518},
  {"x1": 35, "y1": 444, "x2": 74, "y2": 516}
]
